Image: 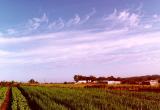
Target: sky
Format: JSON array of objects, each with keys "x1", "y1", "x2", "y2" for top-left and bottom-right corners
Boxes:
[{"x1": 0, "y1": 0, "x2": 160, "y2": 82}]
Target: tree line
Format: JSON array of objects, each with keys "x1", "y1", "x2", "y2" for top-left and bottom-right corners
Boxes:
[
  {"x1": 74, "y1": 75, "x2": 119, "y2": 82},
  {"x1": 74, "y1": 74, "x2": 160, "y2": 84}
]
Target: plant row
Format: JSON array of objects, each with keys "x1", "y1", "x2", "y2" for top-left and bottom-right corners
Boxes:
[
  {"x1": 11, "y1": 87, "x2": 30, "y2": 110},
  {"x1": 20, "y1": 86, "x2": 160, "y2": 110},
  {"x1": 0, "y1": 87, "x2": 7, "y2": 107}
]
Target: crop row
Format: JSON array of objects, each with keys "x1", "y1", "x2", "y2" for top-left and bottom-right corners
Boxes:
[
  {"x1": 0, "y1": 87, "x2": 7, "y2": 107},
  {"x1": 20, "y1": 86, "x2": 160, "y2": 110},
  {"x1": 19, "y1": 86, "x2": 68, "y2": 110},
  {"x1": 1, "y1": 86, "x2": 160, "y2": 110},
  {"x1": 106, "y1": 89, "x2": 160, "y2": 102},
  {"x1": 11, "y1": 87, "x2": 30, "y2": 110}
]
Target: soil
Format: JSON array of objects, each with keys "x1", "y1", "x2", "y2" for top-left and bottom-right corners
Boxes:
[{"x1": 0, "y1": 87, "x2": 12, "y2": 110}]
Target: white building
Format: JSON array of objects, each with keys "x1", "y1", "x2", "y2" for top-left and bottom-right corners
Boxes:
[
  {"x1": 75, "y1": 80, "x2": 91, "y2": 84},
  {"x1": 150, "y1": 80, "x2": 159, "y2": 86},
  {"x1": 98, "y1": 80, "x2": 121, "y2": 84},
  {"x1": 107, "y1": 81, "x2": 121, "y2": 85}
]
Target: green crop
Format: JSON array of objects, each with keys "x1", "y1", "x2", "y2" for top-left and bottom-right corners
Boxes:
[
  {"x1": 20, "y1": 86, "x2": 160, "y2": 110},
  {"x1": 0, "y1": 87, "x2": 7, "y2": 106},
  {"x1": 11, "y1": 87, "x2": 30, "y2": 110}
]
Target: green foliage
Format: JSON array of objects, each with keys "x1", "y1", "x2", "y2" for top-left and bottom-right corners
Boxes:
[
  {"x1": 0, "y1": 87, "x2": 7, "y2": 106},
  {"x1": 11, "y1": 87, "x2": 30, "y2": 110},
  {"x1": 21, "y1": 86, "x2": 160, "y2": 110}
]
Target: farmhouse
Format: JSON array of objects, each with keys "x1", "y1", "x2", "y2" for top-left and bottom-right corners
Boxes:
[
  {"x1": 150, "y1": 80, "x2": 159, "y2": 86},
  {"x1": 141, "y1": 80, "x2": 159, "y2": 86},
  {"x1": 76, "y1": 80, "x2": 91, "y2": 84},
  {"x1": 97, "y1": 80, "x2": 121, "y2": 85},
  {"x1": 107, "y1": 81, "x2": 121, "y2": 85}
]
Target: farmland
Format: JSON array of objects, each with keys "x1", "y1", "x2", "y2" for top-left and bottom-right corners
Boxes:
[
  {"x1": 11, "y1": 87, "x2": 30, "y2": 110},
  {"x1": 0, "y1": 84, "x2": 160, "y2": 110},
  {"x1": 0, "y1": 87, "x2": 8, "y2": 108}
]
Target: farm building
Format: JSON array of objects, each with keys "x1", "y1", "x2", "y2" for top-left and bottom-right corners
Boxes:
[
  {"x1": 141, "y1": 80, "x2": 159, "y2": 86},
  {"x1": 107, "y1": 81, "x2": 121, "y2": 85},
  {"x1": 97, "y1": 80, "x2": 121, "y2": 85},
  {"x1": 75, "y1": 80, "x2": 91, "y2": 84},
  {"x1": 149, "y1": 80, "x2": 159, "y2": 86}
]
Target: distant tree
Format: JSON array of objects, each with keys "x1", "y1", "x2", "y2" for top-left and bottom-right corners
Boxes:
[
  {"x1": 74, "y1": 75, "x2": 79, "y2": 82},
  {"x1": 1, "y1": 81, "x2": 6, "y2": 86},
  {"x1": 89, "y1": 75, "x2": 96, "y2": 82},
  {"x1": 74, "y1": 75, "x2": 95, "y2": 82},
  {"x1": 97, "y1": 77, "x2": 107, "y2": 82},
  {"x1": 28, "y1": 79, "x2": 38, "y2": 84},
  {"x1": 11, "y1": 80, "x2": 15, "y2": 84},
  {"x1": 107, "y1": 76, "x2": 116, "y2": 81}
]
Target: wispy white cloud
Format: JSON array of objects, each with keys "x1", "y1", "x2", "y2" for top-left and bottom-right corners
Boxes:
[
  {"x1": 48, "y1": 9, "x2": 96, "y2": 30},
  {"x1": 144, "y1": 24, "x2": 152, "y2": 29},
  {"x1": 1, "y1": 29, "x2": 160, "y2": 66},
  {"x1": 153, "y1": 14, "x2": 160, "y2": 22},
  {"x1": 48, "y1": 18, "x2": 65, "y2": 30},
  {"x1": 0, "y1": 50, "x2": 12, "y2": 57},
  {"x1": 104, "y1": 9, "x2": 140, "y2": 28},
  {"x1": 0, "y1": 32, "x2": 3, "y2": 36},
  {"x1": 7, "y1": 28, "x2": 17, "y2": 35},
  {"x1": 27, "y1": 13, "x2": 48, "y2": 30},
  {"x1": 66, "y1": 14, "x2": 81, "y2": 27},
  {"x1": 1, "y1": 7, "x2": 160, "y2": 69},
  {"x1": 0, "y1": 28, "x2": 127, "y2": 44},
  {"x1": 81, "y1": 8, "x2": 96, "y2": 24}
]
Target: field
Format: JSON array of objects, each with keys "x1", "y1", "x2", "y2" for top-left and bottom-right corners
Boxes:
[
  {"x1": 0, "y1": 87, "x2": 8, "y2": 108},
  {"x1": 0, "y1": 84, "x2": 160, "y2": 110}
]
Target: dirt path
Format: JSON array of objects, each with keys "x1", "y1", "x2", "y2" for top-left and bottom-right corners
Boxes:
[{"x1": 0, "y1": 87, "x2": 12, "y2": 110}]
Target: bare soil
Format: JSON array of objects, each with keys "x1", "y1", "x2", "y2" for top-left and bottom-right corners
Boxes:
[{"x1": 0, "y1": 87, "x2": 11, "y2": 110}]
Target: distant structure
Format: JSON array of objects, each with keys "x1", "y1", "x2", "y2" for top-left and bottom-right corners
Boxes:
[
  {"x1": 107, "y1": 81, "x2": 121, "y2": 85},
  {"x1": 76, "y1": 80, "x2": 89, "y2": 84},
  {"x1": 149, "y1": 80, "x2": 159, "y2": 86},
  {"x1": 141, "y1": 80, "x2": 159, "y2": 86},
  {"x1": 74, "y1": 75, "x2": 123, "y2": 84},
  {"x1": 75, "y1": 79, "x2": 121, "y2": 85}
]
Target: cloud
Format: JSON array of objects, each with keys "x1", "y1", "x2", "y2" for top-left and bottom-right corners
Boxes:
[
  {"x1": 7, "y1": 29, "x2": 17, "y2": 35},
  {"x1": 48, "y1": 18, "x2": 64, "y2": 30},
  {"x1": 104, "y1": 9, "x2": 140, "y2": 28},
  {"x1": 85, "y1": 8, "x2": 96, "y2": 20},
  {"x1": 49, "y1": 9, "x2": 95, "y2": 29},
  {"x1": 81, "y1": 8, "x2": 96, "y2": 24},
  {"x1": 49, "y1": 9, "x2": 96, "y2": 29},
  {"x1": 66, "y1": 14, "x2": 81, "y2": 27},
  {"x1": 0, "y1": 32, "x2": 3, "y2": 36},
  {"x1": 1, "y1": 28, "x2": 160, "y2": 66},
  {"x1": 1, "y1": 8, "x2": 160, "y2": 66},
  {"x1": 22, "y1": 8, "x2": 96, "y2": 34},
  {"x1": 153, "y1": 14, "x2": 160, "y2": 22},
  {"x1": 0, "y1": 50, "x2": 12, "y2": 57},
  {"x1": 144, "y1": 24, "x2": 152, "y2": 29},
  {"x1": 27, "y1": 13, "x2": 48, "y2": 30},
  {"x1": 104, "y1": 9, "x2": 117, "y2": 21},
  {"x1": 0, "y1": 28, "x2": 127, "y2": 44}
]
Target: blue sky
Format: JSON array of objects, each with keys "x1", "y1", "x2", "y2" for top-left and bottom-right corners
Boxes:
[{"x1": 0, "y1": 0, "x2": 160, "y2": 82}]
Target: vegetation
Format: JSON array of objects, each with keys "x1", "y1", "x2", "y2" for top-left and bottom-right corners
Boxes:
[
  {"x1": 0, "y1": 87, "x2": 7, "y2": 107},
  {"x1": 19, "y1": 86, "x2": 160, "y2": 110},
  {"x1": 74, "y1": 74, "x2": 160, "y2": 84},
  {"x1": 28, "y1": 79, "x2": 39, "y2": 84},
  {"x1": 0, "y1": 82, "x2": 160, "y2": 110},
  {"x1": 74, "y1": 75, "x2": 116, "y2": 82},
  {"x1": 11, "y1": 87, "x2": 30, "y2": 110}
]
